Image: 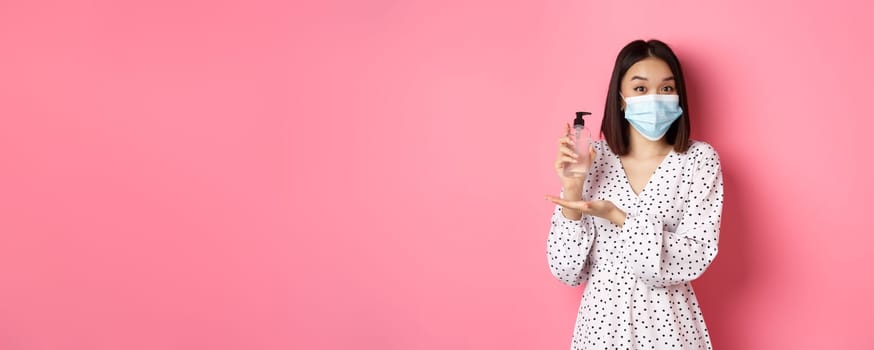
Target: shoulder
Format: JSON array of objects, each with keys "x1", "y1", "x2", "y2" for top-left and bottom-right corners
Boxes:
[
  {"x1": 686, "y1": 140, "x2": 721, "y2": 168},
  {"x1": 593, "y1": 139, "x2": 610, "y2": 154},
  {"x1": 687, "y1": 140, "x2": 718, "y2": 156}
]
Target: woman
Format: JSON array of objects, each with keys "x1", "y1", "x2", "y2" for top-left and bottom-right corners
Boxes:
[{"x1": 544, "y1": 39, "x2": 724, "y2": 349}]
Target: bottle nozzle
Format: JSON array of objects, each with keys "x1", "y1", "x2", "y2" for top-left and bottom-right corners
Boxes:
[{"x1": 574, "y1": 111, "x2": 591, "y2": 127}]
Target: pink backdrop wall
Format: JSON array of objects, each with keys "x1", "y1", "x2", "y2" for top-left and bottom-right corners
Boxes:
[{"x1": 1, "y1": 0, "x2": 872, "y2": 349}]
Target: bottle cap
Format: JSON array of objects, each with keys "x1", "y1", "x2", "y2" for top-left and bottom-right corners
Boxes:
[{"x1": 574, "y1": 111, "x2": 591, "y2": 126}]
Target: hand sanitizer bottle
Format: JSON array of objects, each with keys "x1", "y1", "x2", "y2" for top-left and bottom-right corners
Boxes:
[{"x1": 563, "y1": 111, "x2": 592, "y2": 178}]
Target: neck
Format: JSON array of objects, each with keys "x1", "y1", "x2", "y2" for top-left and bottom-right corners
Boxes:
[{"x1": 627, "y1": 128, "x2": 672, "y2": 158}]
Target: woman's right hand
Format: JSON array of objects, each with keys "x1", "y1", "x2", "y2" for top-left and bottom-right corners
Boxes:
[{"x1": 554, "y1": 122, "x2": 596, "y2": 197}]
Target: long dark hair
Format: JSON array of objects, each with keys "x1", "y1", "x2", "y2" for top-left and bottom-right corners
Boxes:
[{"x1": 601, "y1": 39, "x2": 691, "y2": 155}]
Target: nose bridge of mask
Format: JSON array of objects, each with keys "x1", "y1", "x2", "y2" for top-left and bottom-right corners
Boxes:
[{"x1": 624, "y1": 93, "x2": 679, "y2": 104}]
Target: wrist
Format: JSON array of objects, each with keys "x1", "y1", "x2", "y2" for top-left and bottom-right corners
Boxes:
[{"x1": 561, "y1": 188, "x2": 582, "y2": 200}]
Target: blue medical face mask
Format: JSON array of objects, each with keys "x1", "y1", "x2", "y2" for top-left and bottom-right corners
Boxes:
[{"x1": 621, "y1": 94, "x2": 684, "y2": 141}]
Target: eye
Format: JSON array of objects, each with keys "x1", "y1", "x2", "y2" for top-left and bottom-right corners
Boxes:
[
  {"x1": 661, "y1": 85, "x2": 675, "y2": 93},
  {"x1": 633, "y1": 86, "x2": 646, "y2": 93}
]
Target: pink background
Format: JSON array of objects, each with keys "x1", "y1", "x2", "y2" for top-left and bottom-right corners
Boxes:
[{"x1": 1, "y1": 0, "x2": 872, "y2": 349}]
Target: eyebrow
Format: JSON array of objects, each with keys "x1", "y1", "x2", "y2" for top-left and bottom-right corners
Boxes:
[{"x1": 630, "y1": 75, "x2": 675, "y2": 82}]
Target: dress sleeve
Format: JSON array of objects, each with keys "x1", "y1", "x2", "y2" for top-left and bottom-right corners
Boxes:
[
  {"x1": 546, "y1": 188, "x2": 597, "y2": 287},
  {"x1": 621, "y1": 144, "x2": 724, "y2": 288}
]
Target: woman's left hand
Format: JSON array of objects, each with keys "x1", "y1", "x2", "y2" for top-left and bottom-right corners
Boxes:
[{"x1": 544, "y1": 195, "x2": 627, "y2": 227}]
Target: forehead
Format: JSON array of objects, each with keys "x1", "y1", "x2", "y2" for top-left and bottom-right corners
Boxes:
[{"x1": 624, "y1": 57, "x2": 673, "y2": 80}]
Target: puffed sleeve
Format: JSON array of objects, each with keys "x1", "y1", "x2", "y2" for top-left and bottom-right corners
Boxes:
[
  {"x1": 546, "y1": 188, "x2": 597, "y2": 287},
  {"x1": 621, "y1": 143, "x2": 724, "y2": 288}
]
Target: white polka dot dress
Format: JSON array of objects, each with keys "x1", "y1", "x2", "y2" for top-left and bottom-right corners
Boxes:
[{"x1": 547, "y1": 139, "x2": 723, "y2": 349}]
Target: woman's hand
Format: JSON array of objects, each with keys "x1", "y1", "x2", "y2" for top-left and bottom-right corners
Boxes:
[
  {"x1": 543, "y1": 196, "x2": 627, "y2": 227},
  {"x1": 555, "y1": 122, "x2": 596, "y2": 192}
]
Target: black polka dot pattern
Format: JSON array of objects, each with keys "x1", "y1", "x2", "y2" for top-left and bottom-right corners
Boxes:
[{"x1": 546, "y1": 139, "x2": 724, "y2": 349}]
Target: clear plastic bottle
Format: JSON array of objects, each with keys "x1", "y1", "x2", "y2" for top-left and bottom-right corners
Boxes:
[{"x1": 563, "y1": 111, "x2": 592, "y2": 178}]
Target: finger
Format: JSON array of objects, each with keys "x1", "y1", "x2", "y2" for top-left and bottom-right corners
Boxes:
[
  {"x1": 558, "y1": 155, "x2": 578, "y2": 163},
  {"x1": 557, "y1": 135, "x2": 575, "y2": 146},
  {"x1": 558, "y1": 145, "x2": 579, "y2": 158},
  {"x1": 544, "y1": 195, "x2": 589, "y2": 210},
  {"x1": 544, "y1": 195, "x2": 569, "y2": 207},
  {"x1": 565, "y1": 122, "x2": 571, "y2": 137}
]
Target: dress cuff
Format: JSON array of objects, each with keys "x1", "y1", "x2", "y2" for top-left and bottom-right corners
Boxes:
[{"x1": 552, "y1": 204, "x2": 585, "y2": 238}]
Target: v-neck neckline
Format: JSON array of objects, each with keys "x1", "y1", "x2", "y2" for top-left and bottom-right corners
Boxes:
[{"x1": 616, "y1": 147, "x2": 675, "y2": 199}]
